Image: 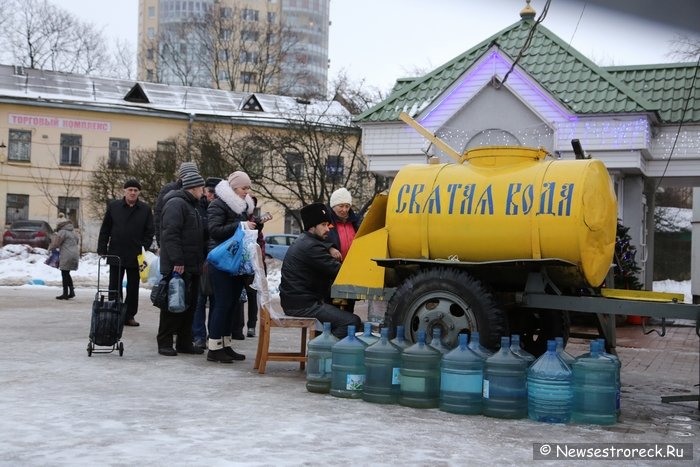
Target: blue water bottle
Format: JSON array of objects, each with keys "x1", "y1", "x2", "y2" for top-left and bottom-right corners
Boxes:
[
  {"x1": 483, "y1": 336, "x2": 528, "y2": 419},
  {"x1": 571, "y1": 341, "x2": 618, "y2": 425},
  {"x1": 391, "y1": 325, "x2": 410, "y2": 351},
  {"x1": 468, "y1": 331, "x2": 493, "y2": 360},
  {"x1": 555, "y1": 336, "x2": 576, "y2": 366},
  {"x1": 363, "y1": 328, "x2": 402, "y2": 404},
  {"x1": 330, "y1": 325, "x2": 367, "y2": 399},
  {"x1": 440, "y1": 333, "x2": 484, "y2": 415},
  {"x1": 358, "y1": 322, "x2": 379, "y2": 346},
  {"x1": 399, "y1": 330, "x2": 441, "y2": 408},
  {"x1": 168, "y1": 272, "x2": 186, "y2": 313},
  {"x1": 429, "y1": 328, "x2": 450, "y2": 354},
  {"x1": 527, "y1": 340, "x2": 573, "y2": 423},
  {"x1": 306, "y1": 322, "x2": 339, "y2": 393},
  {"x1": 510, "y1": 334, "x2": 535, "y2": 366}
]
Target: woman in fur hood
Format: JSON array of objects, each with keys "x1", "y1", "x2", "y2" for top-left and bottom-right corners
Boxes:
[{"x1": 205, "y1": 171, "x2": 257, "y2": 363}]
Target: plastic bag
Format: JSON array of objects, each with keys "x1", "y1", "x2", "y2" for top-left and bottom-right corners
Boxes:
[
  {"x1": 207, "y1": 225, "x2": 245, "y2": 275},
  {"x1": 45, "y1": 249, "x2": 60, "y2": 269},
  {"x1": 238, "y1": 228, "x2": 258, "y2": 276},
  {"x1": 147, "y1": 255, "x2": 160, "y2": 285},
  {"x1": 150, "y1": 274, "x2": 169, "y2": 309},
  {"x1": 137, "y1": 247, "x2": 150, "y2": 283},
  {"x1": 168, "y1": 272, "x2": 186, "y2": 313}
]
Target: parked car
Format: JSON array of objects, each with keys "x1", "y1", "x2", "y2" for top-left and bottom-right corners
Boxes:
[
  {"x1": 2, "y1": 220, "x2": 54, "y2": 249},
  {"x1": 264, "y1": 234, "x2": 298, "y2": 261}
]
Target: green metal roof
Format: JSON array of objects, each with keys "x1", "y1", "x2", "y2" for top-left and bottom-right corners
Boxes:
[
  {"x1": 356, "y1": 18, "x2": 661, "y2": 123},
  {"x1": 605, "y1": 63, "x2": 700, "y2": 123}
]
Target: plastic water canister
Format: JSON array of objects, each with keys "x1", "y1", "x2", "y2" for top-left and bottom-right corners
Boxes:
[
  {"x1": 527, "y1": 340, "x2": 573, "y2": 423},
  {"x1": 483, "y1": 336, "x2": 528, "y2": 419},
  {"x1": 510, "y1": 334, "x2": 535, "y2": 366},
  {"x1": 440, "y1": 334, "x2": 484, "y2": 415},
  {"x1": 468, "y1": 331, "x2": 493, "y2": 360},
  {"x1": 391, "y1": 325, "x2": 410, "y2": 351},
  {"x1": 168, "y1": 272, "x2": 186, "y2": 313},
  {"x1": 306, "y1": 322, "x2": 339, "y2": 394},
  {"x1": 429, "y1": 328, "x2": 450, "y2": 354},
  {"x1": 571, "y1": 341, "x2": 618, "y2": 425},
  {"x1": 363, "y1": 328, "x2": 402, "y2": 404},
  {"x1": 330, "y1": 325, "x2": 367, "y2": 399},
  {"x1": 555, "y1": 336, "x2": 576, "y2": 366},
  {"x1": 399, "y1": 330, "x2": 442, "y2": 408},
  {"x1": 358, "y1": 322, "x2": 379, "y2": 346},
  {"x1": 596, "y1": 338, "x2": 622, "y2": 415}
]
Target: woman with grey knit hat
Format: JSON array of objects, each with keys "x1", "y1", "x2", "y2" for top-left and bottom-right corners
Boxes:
[{"x1": 205, "y1": 171, "x2": 257, "y2": 363}]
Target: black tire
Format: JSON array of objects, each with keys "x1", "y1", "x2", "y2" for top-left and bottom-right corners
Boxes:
[
  {"x1": 508, "y1": 308, "x2": 570, "y2": 357},
  {"x1": 87, "y1": 342, "x2": 93, "y2": 357},
  {"x1": 385, "y1": 268, "x2": 506, "y2": 350},
  {"x1": 118, "y1": 342, "x2": 124, "y2": 356}
]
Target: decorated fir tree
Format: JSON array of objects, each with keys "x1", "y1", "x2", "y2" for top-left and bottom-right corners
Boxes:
[{"x1": 614, "y1": 220, "x2": 643, "y2": 290}]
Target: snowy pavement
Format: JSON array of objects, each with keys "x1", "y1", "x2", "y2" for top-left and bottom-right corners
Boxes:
[{"x1": 0, "y1": 285, "x2": 698, "y2": 466}]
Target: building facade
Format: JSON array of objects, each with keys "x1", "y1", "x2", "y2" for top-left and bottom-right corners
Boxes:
[
  {"x1": 137, "y1": 0, "x2": 330, "y2": 97},
  {"x1": 0, "y1": 64, "x2": 354, "y2": 251}
]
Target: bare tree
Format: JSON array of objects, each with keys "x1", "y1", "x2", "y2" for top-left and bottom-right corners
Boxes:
[
  {"x1": 671, "y1": 34, "x2": 700, "y2": 62},
  {"x1": 0, "y1": 0, "x2": 120, "y2": 76},
  {"x1": 329, "y1": 69, "x2": 387, "y2": 115}
]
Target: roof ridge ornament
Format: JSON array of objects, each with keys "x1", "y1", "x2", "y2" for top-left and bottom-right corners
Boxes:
[{"x1": 520, "y1": 0, "x2": 536, "y2": 20}]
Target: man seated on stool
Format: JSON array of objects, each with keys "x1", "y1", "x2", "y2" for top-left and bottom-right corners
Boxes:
[{"x1": 279, "y1": 202, "x2": 362, "y2": 338}]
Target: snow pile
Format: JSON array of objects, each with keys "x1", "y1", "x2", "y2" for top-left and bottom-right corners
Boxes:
[{"x1": 656, "y1": 207, "x2": 691, "y2": 233}]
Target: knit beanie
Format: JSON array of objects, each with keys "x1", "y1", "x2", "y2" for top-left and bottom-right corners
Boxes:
[
  {"x1": 228, "y1": 171, "x2": 252, "y2": 190},
  {"x1": 178, "y1": 162, "x2": 198, "y2": 179},
  {"x1": 123, "y1": 178, "x2": 142, "y2": 190},
  {"x1": 181, "y1": 172, "x2": 205, "y2": 189},
  {"x1": 330, "y1": 187, "x2": 352, "y2": 207}
]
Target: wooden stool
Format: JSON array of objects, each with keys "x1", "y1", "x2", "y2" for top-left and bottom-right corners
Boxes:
[{"x1": 254, "y1": 305, "x2": 318, "y2": 374}]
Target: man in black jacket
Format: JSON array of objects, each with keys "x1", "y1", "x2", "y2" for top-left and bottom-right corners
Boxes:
[
  {"x1": 97, "y1": 179, "x2": 155, "y2": 326},
  {"x1": 280, "y1": 202, "x2": 361, "y2": 338},
  {"x1": 156, "y1": 171, "x2": 206, "y2": 356},
  {"x1": 153, "y1": 161, "x2": 198, "y2": 247}
]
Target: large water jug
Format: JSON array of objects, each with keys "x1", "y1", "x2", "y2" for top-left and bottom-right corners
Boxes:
[
  {"x1": 330, "y1": 325, "x2": 367, "y2": 399},
  {"x1": 527, "y1": 340, "x2": 573, "y2": 423},
  {"x1": 555, "y1": 337, "x2": 575, "y2": 366},
  {"x1": 440, "y1": 334, "x2": 484, "y2": 415},
  {"x1": 358, "y1": 322, "x2": 379, "y2": 346},
  {"x1": 390, "y1": 325, "x2": 410, "y2": 351},
  {"x1": 168, "y1": 272, "x2": 186, "y2": 313},
  {"x1": 571, "y1": 341, "x2": 618, "y2": 425},
  {"x1": 306, "y1": 322, "x2": 339, "y2": 394},
  {"x1": 483, "y1": 336, "x2": 528, "y2": 419},
  {"x1": 596, "y1": 338, "x2": 621, "y2": 415},
  {"x1": 363, "y1": 328, "x2": 402, "y2": 404},
  {"x1": 429, "y1": 328, "x2": 450, "y2": 354},
  {"x1": 510, "y1": 334, "x2": 535, "y2": 366},
  {"x1": 399, "y1": 330, "x2": 442, "y2": 408},
  {"x1": 468, "y1": 331, "x2": 493, "y2": 360}
]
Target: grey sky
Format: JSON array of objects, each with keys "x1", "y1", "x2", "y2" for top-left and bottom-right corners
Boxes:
[{"x1": 56, "y1": 0, "x2": 700, "y2": 93}]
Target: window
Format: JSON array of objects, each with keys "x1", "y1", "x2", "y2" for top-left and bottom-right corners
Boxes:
[
  {"x1": 6, "y1": 194, "x2": 29, "y2": 223},
  {"x1": 109, "y1": 138, "x2": 129, "y2": 168},
  {"x1": 157, "y1": 140, "x2": 176, "y2": 158},
  {"x1": 242, "y1": 8, "x2": 259, "y2": 21},
  {"x1": 220, "y1": 28, "x2": 232, "y2": 40},
  {"x1": 240, "y1": 71, "x2": 256, "y2": 84},
  {"x1": 60, "y1": 134, "x2": 81, "y2": 166},
  {"x1": 240, "y1": 30, "x2": 259, "y2": 41},
  {"x1": 239, "y1": 51, "x2": 258, "y2": 63},
  {"x1": 148, "y1": 6, "x2": 155, "y2": 17},
  {"x1": 220, "y1": 6, "x2": 232, "y2": 18},
  {"x1": 146, "y1": 69, "x2": 154, "y2": 81},
  {"x1": 147, "y1": 27, "x2": 155, "y2": 39},
  {"x1": 285, "y1": 153, "x2": 304, "y2": 180},
  {"x1": 58, "y1": 197, "x2": 80, "y2": 228},
  {"x1": 218, "y1": 70, "x2": 230, "y2": 81},
  {"x1": 8, "y1": 129, "x2": 31, "y2": 162},
  {"x1": 267, "y1": 11, "x2": 276, "y2": 22},
  {"x1": 218, "y1": 49, "x2": 230, "y2": 61},
  {"x1": 326, "y1": 155, "x2": 344, "y2": 182},
  {"x1": 147, "y1": 48, "x2": 154, "y2": 60},
  {"x1": 285, "y1": 209, "x2": 302, "y2": 234}
]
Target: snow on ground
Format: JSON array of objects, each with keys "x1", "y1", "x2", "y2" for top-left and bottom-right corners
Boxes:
[
  {"x1": 0, "y1": 245, "x2": 690, "y2": 301},
  {"x1": 0, "y1": 244, "x2": 283, "y2": 297}
]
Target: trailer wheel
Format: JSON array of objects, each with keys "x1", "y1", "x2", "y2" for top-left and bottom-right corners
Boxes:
[
  {"x1": 508, "y1": 308, "x2": 570, "y2": 357},
  {"x1": 386, "y1": 268, "x2": 506, "y2": 350}
]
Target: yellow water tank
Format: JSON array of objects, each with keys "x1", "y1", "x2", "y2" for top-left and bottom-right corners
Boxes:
[{"x1": 385, "y1": 146, "x2": 617, "y2": 287}]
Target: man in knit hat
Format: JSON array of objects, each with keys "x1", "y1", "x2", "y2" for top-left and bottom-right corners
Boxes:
[
  {"x1": 98, "y1": 178, "x2": 155, "y2": 326},
  {"x1": 157, "y1": 171, "x2": 206, "y2": 356},
  {"x1": 154, "y1": 161, "x2": 199, "y2": 247},
  {"x1": 279, "y1": 202, "x2": 362, "y2": 338}
]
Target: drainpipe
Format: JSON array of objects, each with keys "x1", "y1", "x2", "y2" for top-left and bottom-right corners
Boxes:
[{"x1": 187, "y1": 113, "x2": 195, "y2": 159}]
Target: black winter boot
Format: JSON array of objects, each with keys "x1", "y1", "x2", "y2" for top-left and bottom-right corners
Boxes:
[
  {"x1": 56, "y1": 286, "x2": 68, "y2": 300},
  {"x1": 67, "y1": 287, "x2": 75, "y2": 299}
]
